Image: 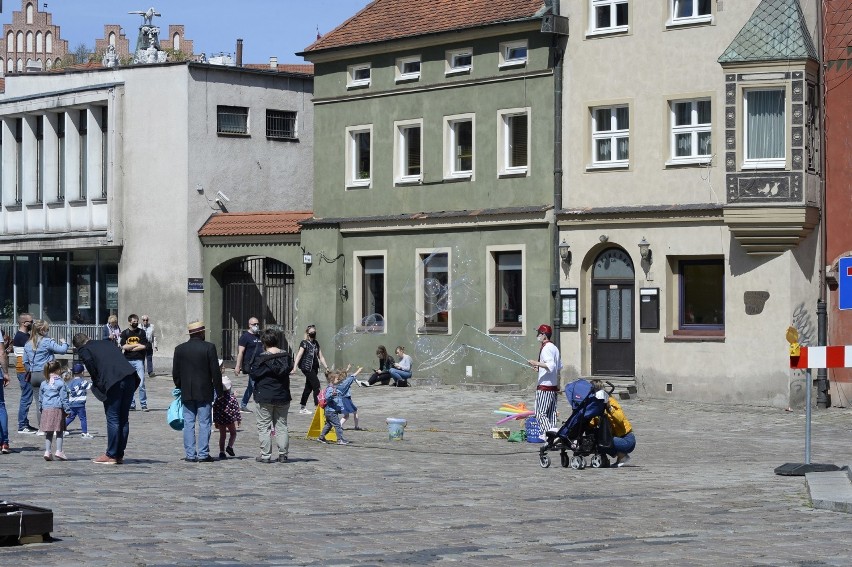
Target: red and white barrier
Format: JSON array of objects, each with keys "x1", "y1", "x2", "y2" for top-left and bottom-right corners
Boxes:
[{"x1": 790, "y1": 346, "x2": 852, "y2": 369}]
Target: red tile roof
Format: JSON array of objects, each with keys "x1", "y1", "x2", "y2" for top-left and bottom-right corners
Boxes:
[
  {"x1": 303, "y1": 0, "x2": 546, "y2": 53},
  {"x1": 198, "y1": 211, "x2": 313, "y2": 237},
  {"x1": 242, "y1": 63, "x2": 314, "y2": 75}
]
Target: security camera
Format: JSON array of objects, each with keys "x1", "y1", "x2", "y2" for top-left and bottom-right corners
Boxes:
[{"x1": 215, "y1": 190, "x2": 231, "y2": 203}]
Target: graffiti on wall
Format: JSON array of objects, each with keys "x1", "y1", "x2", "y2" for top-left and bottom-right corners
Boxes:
[{"x1": 792, "y1": 302, "x2": 815, "y2": 347}]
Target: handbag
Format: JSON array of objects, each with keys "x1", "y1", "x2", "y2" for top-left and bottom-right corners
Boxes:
[
  {"x1": 595, "y1": 411, "x2": 614, "y2": 450},
  {"x1": 167, "y1": 388, "x2": 184, "y2": 431},
  {"x1": 28, "y1": 370, "x2": 46, "y2": 388}
]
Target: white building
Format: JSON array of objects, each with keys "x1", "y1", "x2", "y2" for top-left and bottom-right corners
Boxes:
[{"x1": 0, "y1": 61, "x2": 314, "y2": 364}]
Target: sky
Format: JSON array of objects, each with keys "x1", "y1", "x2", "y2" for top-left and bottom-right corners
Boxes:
[{"x1": 5, "y1": 0, "x2": 372, "y2": 63}]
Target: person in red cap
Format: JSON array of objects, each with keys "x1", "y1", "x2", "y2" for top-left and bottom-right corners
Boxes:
[{"x1": 527, "y1": 324, "x2": 562, "y2": 440}]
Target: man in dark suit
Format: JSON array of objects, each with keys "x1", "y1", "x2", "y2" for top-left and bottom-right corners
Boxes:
[
  {"x1": 173, "y1": 321, "x2": 223, "y2": 462},
  {"x1": 73, "y1": 333, "x2": 139, "y2": 465}
]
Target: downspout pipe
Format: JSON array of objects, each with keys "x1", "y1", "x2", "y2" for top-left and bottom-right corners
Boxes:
[
  {"x1": 550, "y1": 0, "x2": 564, "y2": 349},
  {"x1": 816, "y1": 0, "x2": 829, "y2": 408}
]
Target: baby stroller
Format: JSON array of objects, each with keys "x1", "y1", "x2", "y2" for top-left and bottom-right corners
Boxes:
[{"x1": 538, "y1": 379, "x2": 614, "y2": 469}]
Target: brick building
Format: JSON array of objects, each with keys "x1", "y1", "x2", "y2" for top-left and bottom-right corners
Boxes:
[{"x1": 0, "y1": 0, "x2": 69, "y2": 74}]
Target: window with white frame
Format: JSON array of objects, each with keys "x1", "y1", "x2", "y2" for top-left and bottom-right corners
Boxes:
[
  {"x1": 396, "y1": 56, "x2": 421, "y2": 82},
  {"x1": 419, "y1": 251, "x2": 449, "y2": 332},
  {"x1": 444, "y1": 114, "x2": 474, "y2": 178},
  {"x1": 591, "y1": 105, "x2": 629, "y2": 167},
  {"x1": 446, "y1": 48, "x2": 472, "y2": 75},
  {"x1": 494, "y1": 251, "x2": 523, "y2": 328},
  {"x1": 217, "y1": 105, "x2": 248, "y2": 135},
  {"x1": 670, "y1": 0, "x2": 712, "y2": 24},
  {"x1": 345, "y1": 125, "x2": 372, "y2": 188},
  {"x1": 744, "y1": 88, "x2": 786, "y2": 168},
  {"x1": 590, "y1": 0, "x2": 628, "y2": 34},
  {"x1": 357, "y1": 255, "x2": 385, "y2": 330},
  {"x1": 670, "y1": 98, "x2": 711, "y2": 163},
  {"x1": 498, "y1": 108, "x2": 530, "y2": 175},
  {"x1": 347, "y1": 63, "x2": 371, "y2": 88},
  {"x1": 499, "y1": 40, "x2": 527, "y2": 68},
  {"x1": 394, "y1": 119, "x2": 422, "y2": 184}
]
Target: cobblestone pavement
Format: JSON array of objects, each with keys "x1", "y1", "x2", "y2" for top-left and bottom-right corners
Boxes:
[{"x1": 1, "y1": 374, "x2": 851, "y2": 566}]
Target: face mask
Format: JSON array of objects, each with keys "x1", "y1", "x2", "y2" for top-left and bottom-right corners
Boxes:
[
  {"x1": 131, "y1": 322, "x2": 138, "y2": 328},
  {"x1": 308, "y1": 332, "x2": 316, "y2": 338},
  {"x1": 251, "y1": 325, "x2": 259, "y2": 333}
]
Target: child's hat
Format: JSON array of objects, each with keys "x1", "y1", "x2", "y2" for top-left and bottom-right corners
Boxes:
[
  {"x1": 72, "y1": 362, "x2": 85, "y2": 374},
  {"x1": 221, "y1": 376, "x2": 232, "y2": 390}
]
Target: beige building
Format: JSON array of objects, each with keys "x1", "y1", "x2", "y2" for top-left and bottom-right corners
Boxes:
[{"x1": 556, "y1": 0, "x2": 821, "y2": 407}]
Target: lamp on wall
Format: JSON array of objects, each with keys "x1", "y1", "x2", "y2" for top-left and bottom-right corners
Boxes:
[
  {"x1": 638, "y1": 237, "x2": 652, "y2": 264},
  {"x1": 558, "y1": 239, "x2": 572, "y2": 266}
]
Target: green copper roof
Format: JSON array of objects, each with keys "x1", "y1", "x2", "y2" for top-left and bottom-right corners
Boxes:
[{"x1": 718, "y1": 0, "x2": 818, "y2": 64}]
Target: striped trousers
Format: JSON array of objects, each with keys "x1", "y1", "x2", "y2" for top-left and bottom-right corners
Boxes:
[{"x1": 534, "y1": 389, "x2": 558, "y2": 434}]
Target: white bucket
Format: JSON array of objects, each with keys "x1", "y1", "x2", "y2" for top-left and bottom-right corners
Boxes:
[{"x1": 386, "y1": 417, "x2": 407, "y2": 441}]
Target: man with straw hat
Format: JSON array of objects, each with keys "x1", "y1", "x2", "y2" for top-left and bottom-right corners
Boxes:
[{"x1": 172, "y1": 321, "x2": 223, "y2": 462}]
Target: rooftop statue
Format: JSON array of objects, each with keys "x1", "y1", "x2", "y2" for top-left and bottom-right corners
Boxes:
[{"x1": 129, "y1": 7, "x2": 161, "y2": 27}]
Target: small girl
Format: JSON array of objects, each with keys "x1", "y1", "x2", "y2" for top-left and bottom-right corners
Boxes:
[
  {"x1": 65, "y1": 363, "x2": 93, "y2": 438},
  {"x1": 213, "y1": 376, "x2": 241, "y2": 460},
  {"x1": 318, "y1": 370, "x2": 354, "y2": 446},
  {"x1": 338, "y1": 364, "x2": 363, "y2": 430},
  {"x1": 40, "y1": 360, "x2": 71, "y2": 461}
]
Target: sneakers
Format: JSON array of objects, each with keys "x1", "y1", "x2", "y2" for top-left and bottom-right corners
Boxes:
[
  {"x1": 225, "y1": 446, "x2": 235, "y2": 457},
  {"x1": 240, "y1": 405, "x2": 252, "y2": 413},
  {"x1": 141, "y1": 406, "x2": 149, "y2": 412},
  {"x1": 198, "y1": 455, "x2": 216, "y2": 463},
  {"x1": 299, "y1": 407, "x2": 311, "y2": 415},
  {"x1": 129, "y1": 406, "x2": 136, "y2": 411},
  {"x1": 36, "y1": 430, "x2": 45, "y2": 436},
  {"x1": 219, "y1": 452, "x2": 228, "y2": 460},
  {"x1": 81, "y1": 432, "x2": 94, "y2": 439},
  {"x1": 43, "y1": 452, "x2": 52, "y2": 461},
  {"x1": 54, "y1": 451, "x2": 67, "y2": 461},
  {"x1": 615, "y1": 454, "x2": 632, "y2": 468},
  {"x1": 93, "y1": 454, "x2": 118, "y2": 464},
  {"x1": 356, "y1": 380, "x2": 369, "y2": 388},
  {"x1": 336, "y1": 440, "x2": 351, "y2": 446},
  {"x1": 255, "y1": 456, "x2": 272, "y2": 463},
  {"x1": 278, "y1": 454, "x2": 288, "y2": 463},
  {"x1": 1, "y1": 444, "x2": 10, "y2": 454},
  {"x1": 148, "y1": 372, "x2": 155, "y2": 377},
  {"x1": 18, "y1": 426, "x2": 38, "y2": 434},
  {"x1": 317, "y1": 437, "x2": 329, "y2": 444}
]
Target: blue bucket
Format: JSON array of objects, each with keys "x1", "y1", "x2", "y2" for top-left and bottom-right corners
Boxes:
[
  {"x1": 525, "y1": 417, "x2": 544, "y2": 443},
  {"x1": 386, "y1": 418, "x2": 407, "y2": 441}
]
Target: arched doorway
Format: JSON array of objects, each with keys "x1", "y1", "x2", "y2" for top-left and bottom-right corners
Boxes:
[
  {"x1": 220, "y1": 257, "x2": 295, "y2": 361},
  {"x1": 591, "y1": 247, "x2": 635, "y2": 376}
]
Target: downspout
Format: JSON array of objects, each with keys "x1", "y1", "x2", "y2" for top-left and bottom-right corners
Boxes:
[
  {"x1": 550, "y1": 0, "x2": 564, "y2": 349},
  {"x1": 816, "y1": 0, "x2": 829, "y2": 408}
]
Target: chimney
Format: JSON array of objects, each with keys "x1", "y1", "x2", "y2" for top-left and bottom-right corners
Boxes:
[
  {"x1": 269, "y1": 56, "x2": 278, "y2": 70},
  {"x1": 236, "y1": 38, "x2": 243, "y2": 67}
]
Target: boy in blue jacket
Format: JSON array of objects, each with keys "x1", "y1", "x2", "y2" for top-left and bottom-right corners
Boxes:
[
  {"x1": 318, "y1": 370, "x2": 354, "y2": 446},
  {"x1": 65, "y1": 363, "x2": 94, "y2": 438}
]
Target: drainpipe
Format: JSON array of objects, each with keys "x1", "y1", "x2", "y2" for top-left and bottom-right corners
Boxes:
[
  {"x1": 236, "y1": 38, "x2": 243, "y2": 67},
  {"x1": 816, "y1": 0, "x2": 829, "y2": 408},
  {"x1": 550, "y1": 0, "x2": 564, "y2": 349}
]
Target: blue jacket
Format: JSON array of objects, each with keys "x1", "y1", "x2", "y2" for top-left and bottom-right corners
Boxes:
[
  {"x1": 24, "y1": 337, "x2": 70, "y2": 371},
  {"x1": 40, "y1": 376, "x2": 71, "y2": 412},
  {"x1": 336, "y1": 373, "x2": 357, "y2": 399},
  {"x1": 323, "y1": 375, "x2": 356, "y2": 412},
  {"x1": 67, "y1": 377, "x2": 91, "y2": 407}
]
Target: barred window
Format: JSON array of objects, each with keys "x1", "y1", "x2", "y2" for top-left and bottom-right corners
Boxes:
[
  {"x1": 266, "y1": 110, "x2": 297, "y2": 140},
  {"x1": 217, "y1": 105, "x2": 248, "y2": 135}
]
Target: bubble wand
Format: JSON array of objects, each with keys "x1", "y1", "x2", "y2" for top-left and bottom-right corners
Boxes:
[
  {"x1": 463, "y1": 324, "x2": 529, "y2": 364},
  {"x1": 463, "y1": 344, "x2": 531, "y2": 369}
]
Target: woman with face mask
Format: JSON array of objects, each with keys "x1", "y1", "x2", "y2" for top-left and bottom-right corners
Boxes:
[
  {"x1": 23, "y1": 320, "x2": 70, "y2": 430},
  {"x1": 290, "y1": 325, "x2": 329, "y2": 415}
]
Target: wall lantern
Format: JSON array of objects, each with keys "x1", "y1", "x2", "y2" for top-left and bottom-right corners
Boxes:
[
  {"x1": 558, "y1": 239, "x2": 572, "y2": 266},
  {"x1": 638, "y1": 237, "x2": 652, "y2": 264}
]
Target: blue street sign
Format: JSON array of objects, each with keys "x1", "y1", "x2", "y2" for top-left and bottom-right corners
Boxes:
[{"x1": 839, "y1": 257, "x2": 852, "y2": 310}]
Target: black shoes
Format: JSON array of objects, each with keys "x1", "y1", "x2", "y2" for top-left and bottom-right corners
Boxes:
[
  {"x1": 198, "y1": 455, "x2": 216, "y2": 463},
  {"x1": 184, "y1": 457, "x2": 197, "y2": 463},
  {"x1": 219, "y1": 452, "x2": 228, "y2": 460},
  {"x1": 225, "y1": 446, "x2": 235, "y2": 457}
]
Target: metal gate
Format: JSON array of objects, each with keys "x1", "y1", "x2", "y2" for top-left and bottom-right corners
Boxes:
[{"x1": 221, "y1": 257, "x2": 295, "y2": 362}]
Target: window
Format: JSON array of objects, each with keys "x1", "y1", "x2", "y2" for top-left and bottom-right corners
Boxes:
[
  {"x1": 669, "y1": 98, "x2": 711, "y2": 163},
  {"x1": 394, "y1": 119, "x2": 422, "y2": 184},
  {"x1": 590, "y1": 0, "x2": 628, "y2": 34},
  {"x1": 217, "y1": 105, "x2": 248, "y2": 135},
  {"x1": 347, "y1": 63, "x2": 371, "y2": 88},
  {"x1": 100, "y1": 107, "x2": 108, "y2": 199},
  {"x1": 396, "y1": 56, "x2": 421, "y2": 82},
  {"x1": 744, "y1": 88, "x2": 785, "y2": 168},
  {"x1": 357, "y1": 255, "x2": 385, "y2": 330},
  {"x1": 57, "y1": 112, "x2": 65, "y2": 201},
  {"x1": 266, "y1": 110, "x2": 297, "y2": 140},
  {"x1": 345, "y1": 125, "x2": 372, "y2": 188},
  {"x1": 446, "y1": 48, "x2": 472, "y2": 75},
  {"x1": 499, "y1": 40, "x2": 527, "y2": 68},
  {"x1": 591, "y1": 105, "x2": 629, "y2": 167},
  {"x1": 670, "y1": 0, "x2": 712, "y2": 24},
  {"x1": 499, "y1": 109, "x2": 529, "y2": 175},
  {"x1": 444, "y1": 114, "x2": 474, "y2": 179},
  {"x1": 420, "y1": 251, "x2": 449, "y2": 332},
  {"x1": 79, "y1": 110, "x2": 87, "y2": 200},
  {"x1": 495, "y1": 251, "x2": 523, "y2": 328},
  {"x1": 679, "y1": 259, "x2": 724, "y2": 330}
]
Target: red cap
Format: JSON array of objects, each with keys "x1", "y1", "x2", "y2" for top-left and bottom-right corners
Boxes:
[{"x1": 536, "y1": 324, "x2": 552, "y2": 337}]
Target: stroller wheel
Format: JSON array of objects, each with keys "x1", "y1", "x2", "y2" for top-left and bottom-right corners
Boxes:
[
  {"x1": 590, "y1": 454, "x2": 604, "y2": 468},
  {"x1": 560, "y1": 451, "x2": 570, "y2": 468},
  {"x1": 539, "y1": 452, "x2": 551, "y2": 468},
  {"x1": 570, "y1": 456, "x2": 583, "y2": 470}
]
